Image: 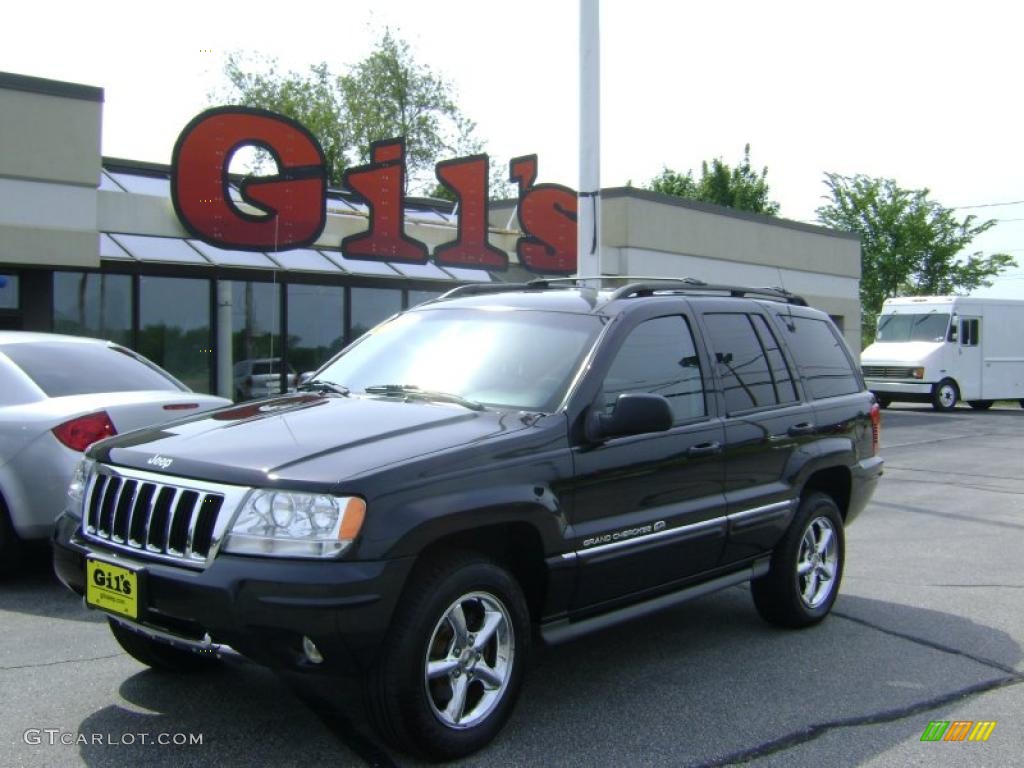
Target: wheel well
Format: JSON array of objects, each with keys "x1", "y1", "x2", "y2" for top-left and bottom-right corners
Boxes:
[
  {"x1": 417, "y1": 523, "x2": 548, "y2": 622},
  {"x1": 803, "y1": 467, "x2": 851, "y2": 520}
]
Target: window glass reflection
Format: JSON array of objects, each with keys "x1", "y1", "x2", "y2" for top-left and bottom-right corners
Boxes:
[
  {"x1": 227, "y1": 281, "x2": 284, "y2": 400},
  {"x1": 53, "y1": 272, "x2": 131, "y2": 346},
  {"x1": 139, "y1": 277, "x2": 211, "y2": 393},
  {"x1": 350, "y1": 287, "x2": 401, "y2": 342},
  {"x1": 287, "y1": 284, "x2": 345, "y2": 376}
]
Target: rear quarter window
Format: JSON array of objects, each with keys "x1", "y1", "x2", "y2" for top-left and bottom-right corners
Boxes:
[
  {"x1": 1, "y1": 342, "x2": 185, "y2": 397},
  {"x1": 775, "y1": 315, "x2": 861, "y2": 399}
]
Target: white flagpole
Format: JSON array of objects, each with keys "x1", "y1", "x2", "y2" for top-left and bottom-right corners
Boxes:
[{"x1": 577, "y1": 0, "x2": 601, "y2": 281}]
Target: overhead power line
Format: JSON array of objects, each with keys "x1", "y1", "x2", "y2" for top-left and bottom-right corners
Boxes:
[{"x1": 954, "y1": 199, "x2": 1024, "y2": 209}]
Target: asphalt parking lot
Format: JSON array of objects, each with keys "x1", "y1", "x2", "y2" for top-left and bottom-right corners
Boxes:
[{"x1": 3, "y1": 403, "x2": 1022, "y2": 768}]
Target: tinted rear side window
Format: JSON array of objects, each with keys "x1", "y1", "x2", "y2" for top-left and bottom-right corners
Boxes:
[
  {"x1": 702, "y1": 313, "x2": 780, "y2": 413},
  {"x1": 1, "y1": 342, "x2": 184, "y2": 397},
  {"x1": 777, "y1": 315, "x2": 861, "y2": 399}
]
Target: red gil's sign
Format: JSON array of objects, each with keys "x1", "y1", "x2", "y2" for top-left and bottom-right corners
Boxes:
[{"x1": 170, "y1": 107, "x2": 578, "y2": 274}]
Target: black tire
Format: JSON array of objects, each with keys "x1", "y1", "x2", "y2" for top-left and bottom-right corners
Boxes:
[
  {"x1": 751, "y1": 492, "x2": 845, "y2": 628},
  {"x1": 363, "y1": 552, "x2": 530, "y2": 761},
  {"x1": 0, "y1": 494, "x2": 24, "y2": 578},
  {"x1": 968, "y1": 400, "x2": 994, "y2": 410},
  {"x1": 108, "y1": 618, "x2": 221, "y2": 673},
  {"x1": 1019, "y1": 399, "x2": 1024, "y2": 409},
  {"x1": 875, "y1": 395, "x2": 891, "y2": 409},
  {"x1": 931, "y1": 379, "x2": 959, "y2": 412}
]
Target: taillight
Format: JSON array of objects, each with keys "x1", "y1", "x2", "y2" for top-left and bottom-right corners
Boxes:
[
  {"x1": 870, "y1": 403, "x2": 881, "y2": 456},
  {"x1": 52, "y1": 411, "x2": 117, "y2": 452},
  {"x1": 163, "y1": 403, "x2": 200, "y2": 411}
]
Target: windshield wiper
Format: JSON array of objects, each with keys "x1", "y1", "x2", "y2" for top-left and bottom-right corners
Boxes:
[
  {"x1": 363, "y1": 384, "x2": 484, "y2": 411},
  {"x1": 298, "y1": 379, "x2": 350, "y2": 396}
]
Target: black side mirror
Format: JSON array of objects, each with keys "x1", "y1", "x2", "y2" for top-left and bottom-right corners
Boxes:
[{"x1": 585, "y1": 393, "x2": 673, "y2": 442}]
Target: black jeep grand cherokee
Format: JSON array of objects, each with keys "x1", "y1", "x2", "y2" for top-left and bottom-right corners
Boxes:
[{"x1": 54, "y1": 278, "x2": 883, "y2": 760}]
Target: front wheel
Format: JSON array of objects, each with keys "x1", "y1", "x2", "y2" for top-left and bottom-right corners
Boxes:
[
  {"x1": 932, "y1": 379, "x2": 959, "y2": 411},
  {"x1": 363, "y1": 554, "x2": 530, "y2": 760},
  {"x1": 751, "y1": 492, "x2": 845, "y2": 628}
]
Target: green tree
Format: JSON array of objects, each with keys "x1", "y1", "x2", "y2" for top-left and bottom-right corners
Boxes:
[
  {"x1": 215, "y1": 31, "x2": 482, "y2": 191},
  {"x1": 816, "y1": 173, "x2": 1016, "y2": 346},
  {"x1": 647, "y1": 144, "x2": 781, "y2": 215}
]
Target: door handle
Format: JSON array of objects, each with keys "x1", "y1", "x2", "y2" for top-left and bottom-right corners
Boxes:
[
  {"x1": 686, "y1": 442, "x2": 722, "y2": 457},
  {"x1": 787, "y1": 423, "x2": 816, "y2": 437}
]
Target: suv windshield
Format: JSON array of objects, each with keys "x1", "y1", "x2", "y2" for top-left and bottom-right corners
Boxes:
[
  {"x1": 315, "y1": 308, "x2": 604, "y2": 411},
  {"x1": 875, "y1": 312, "x2": 950, "y2": 343}
]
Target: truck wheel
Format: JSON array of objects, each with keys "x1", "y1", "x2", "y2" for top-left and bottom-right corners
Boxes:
[
  {"x1": 931, "y1": 379, "x2": 959, "y2": 411},
  {"x1": 968, "y1": 400, "x2": 994, "y2": 410},
  {"x1": 0, "y1": 495, "x2": 24, "y2": 578},
  {"x1": 108, "y1": 618, "x2": 221, "y2": 673},
  {"x1": 363, "y1": 553, "x2": 530, "y2": 760},
  {"x1": 875, "y1": 394, "x2": 891, "y2": 409},
  {"x1": 751, "y1": 492, "x2": 845, "y2": 628}
]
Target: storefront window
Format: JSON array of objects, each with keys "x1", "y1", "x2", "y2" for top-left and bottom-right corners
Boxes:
[
  {"x1": 408, "y1": 289, "x2": 443, "y2": 308},
  {"x1": 139, "y1": 276, "x2": 211, "y2": 393},
  {"x1": 287, "y1": 284, "x2": 344, "y2": 376},
  {"x1": 53, "y1": 272, "x2": 131, "y2": 346},
  {"x1": 350, "y1": 287, "x2": 402, "y2": 342},
  {"x1": 0, "y1": 274, "x2": 17, "y2": 309},
  {"x1": 227, "y1": 281, "x2": 282, "y2": 400}
]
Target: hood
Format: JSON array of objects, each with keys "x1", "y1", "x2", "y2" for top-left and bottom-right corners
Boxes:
[
  {"x1": 94, "y1": 393, "x2": 530, "y2": 490},
  {"x1": 861, "y1": 340, "x2": 943, "y2": 365}
]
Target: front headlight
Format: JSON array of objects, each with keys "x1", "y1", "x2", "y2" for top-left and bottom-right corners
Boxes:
[
  {"x1": 66, "y1": 459, "x2": 94, "y2": 515},
  {"x1": 222, "y1": 490, "x2": 366, "y2": 558}
]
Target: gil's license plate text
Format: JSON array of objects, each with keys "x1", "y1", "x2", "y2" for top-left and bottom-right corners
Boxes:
[{"x1": 86, "y1": 559, "x2": 139, "y2": 619}]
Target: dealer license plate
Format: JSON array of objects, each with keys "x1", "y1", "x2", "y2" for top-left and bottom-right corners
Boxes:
[{"x1": 85, "y1": 558, "x2": 140, "y2": 620}]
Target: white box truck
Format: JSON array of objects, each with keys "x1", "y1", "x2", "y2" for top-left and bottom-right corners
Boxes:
[{"x1": 861, "y1": 295, "x2": 1024, "y2": 411}]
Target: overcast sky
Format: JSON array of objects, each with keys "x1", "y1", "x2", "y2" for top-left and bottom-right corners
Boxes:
[{"x1": 4, "y1": 0, "x2": 1022, "y2": 296}]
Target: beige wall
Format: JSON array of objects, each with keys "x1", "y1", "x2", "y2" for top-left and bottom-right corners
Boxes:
[{"x1": 0, "y1": 74, "x2": 103, "y2": 268}]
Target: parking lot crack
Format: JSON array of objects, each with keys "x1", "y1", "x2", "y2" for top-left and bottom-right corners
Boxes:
[
  {"x1": 0, "y1": 652, "x2": 124, "y2": 671},
  {"x1": 834, "y1": 611, "x2": 1023, "y2": 677},
  {"x1": 697, "y1": 675, "x2": 1023, "y2": 767}
]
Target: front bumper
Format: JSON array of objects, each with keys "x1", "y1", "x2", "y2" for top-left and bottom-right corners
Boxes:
[
  {"x1": 865, "y1": 380, "x2": 933, "y2": 398},
  {"x1": 52, "y1": 512, "x2": 414, "y2": 674}
]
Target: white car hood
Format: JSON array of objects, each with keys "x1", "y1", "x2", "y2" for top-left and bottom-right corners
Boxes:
[{"x1": 861, "y1": 341, "x2": 942, "y2": 365}]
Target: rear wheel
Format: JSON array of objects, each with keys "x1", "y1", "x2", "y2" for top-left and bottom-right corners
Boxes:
[
  {"x1": 875, "y1": 394, "x2": 891, "y2": 409},
  {"x1": 108, "y1": 619, "x2": 221, "y2": 673},
  {"x1": 363, "y1": 553, "x2": 530, "y2": 760},
  {"x1": 968, "y1": 400, "x2": 994, "y2": 410},
  {"x1": 931, "y1": 379, "x2": 959, "y2": 411},
  {"x1": 0, "y1": 495, "x2": 24, "y2": 578},
  {"x1": 751, "y1": 492, "x2": 845, "y2": 628}
]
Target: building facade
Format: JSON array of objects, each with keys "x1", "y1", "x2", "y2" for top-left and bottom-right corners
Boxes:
[{"x1": 0, "y1": 72, "x2": 862, "y2": 400}]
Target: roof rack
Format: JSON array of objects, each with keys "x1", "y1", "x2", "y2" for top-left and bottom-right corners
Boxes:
[
  {"x1": 433, "y1": 276, "x2": 806, "y2": 306},
  {"x1": 607, "y1": 281, "x2": 807, "y2": 305}
]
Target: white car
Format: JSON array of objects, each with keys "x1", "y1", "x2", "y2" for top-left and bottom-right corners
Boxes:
[{"x1": 0, "y1": 332, "x2": 230, "y2": 573}]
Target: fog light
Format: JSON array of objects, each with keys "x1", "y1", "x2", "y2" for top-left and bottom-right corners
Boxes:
[{"x1": 302, "y1": 636, "x2": 324, "y2": 664}]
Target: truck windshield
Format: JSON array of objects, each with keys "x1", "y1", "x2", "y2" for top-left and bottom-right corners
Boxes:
[
  {"x1": 875, "y1": 313, "x2": 950, "y2": 343},
  {"x1": 315, "y1": 308, "x2": 604, "y2": 412}
]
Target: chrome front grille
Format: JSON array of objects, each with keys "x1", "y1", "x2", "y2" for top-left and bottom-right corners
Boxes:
[
  {"x1": 82, "y1": 466, "x2": 245, "y2": 567},
  {"x1": 861, "y1": 365, "x2": 915, "y2": 379}
]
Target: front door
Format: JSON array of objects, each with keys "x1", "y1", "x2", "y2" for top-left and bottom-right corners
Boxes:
[{"x1": 569, "y1": 313, "x2": 727, "y2": 611}]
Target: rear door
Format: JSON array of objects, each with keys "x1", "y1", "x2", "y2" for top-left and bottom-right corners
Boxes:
[
  {"x1": 956, "y1": 315, "x2": 983, "y2": 400},
  {"x1": 568, "y1": 310, "x2": 727, "y2": 610},
  {"x1": 698, "y1": 305, "x2": 815, "y2": 564}
]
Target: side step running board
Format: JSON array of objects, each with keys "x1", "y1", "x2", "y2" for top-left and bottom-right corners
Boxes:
[{"x1": 541, "y1": 558, "x2": 770, "y2": 645}]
